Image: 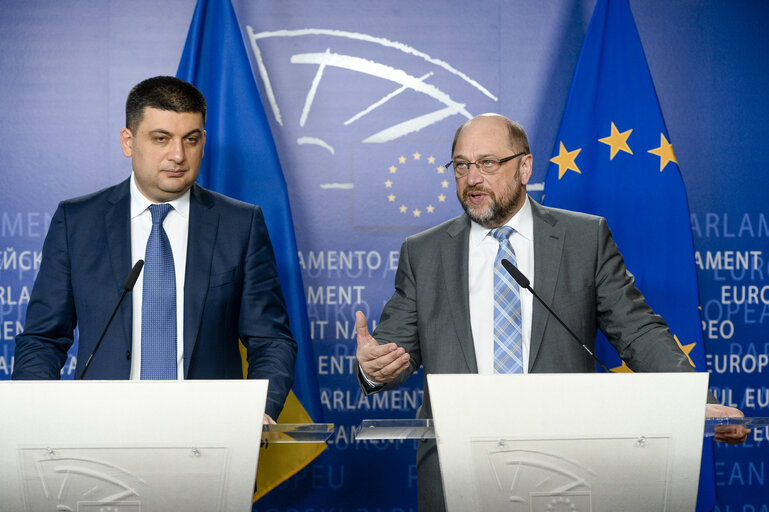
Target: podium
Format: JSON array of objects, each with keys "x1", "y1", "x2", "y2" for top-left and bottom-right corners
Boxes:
[
  {"x1": 0, "y1": 380, "x2": 332, "y2": 511},
  {"x1": 359, "y1": 373, "x2": 710, "y2": 511}
]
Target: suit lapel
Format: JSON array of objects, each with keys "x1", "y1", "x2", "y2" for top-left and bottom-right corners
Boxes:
[
  {"x1": 441, "y1": 215, "x2": 478, "y2": 373},
  {"x1": 104, "y1": 180, "x2": 133, "y2": 353},
  {"x1": 528, "y1": 200, "x2": 565, "y2": 369},
  {"x1": 183, "y1": 185, "x2": 218, "y2": 377}
]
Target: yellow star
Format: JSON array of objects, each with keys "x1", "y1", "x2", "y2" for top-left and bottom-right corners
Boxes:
[
  {"x1": 438, "y1": 194, "x2": 446, "y2": 202},
  {"x1": 413, "y1": 152, "x2": 421, "y2": 160},
  {"x1": 610, "y1": 361, "x2": 633, "y2": 373},
  {"x1": 550, "y1": 141, "x2": 582, "y2": 179},
  {"x1": 598, "y1": 122, "x2": 633, "y2": 160},
  {"x1": 399, "y1": 205, "x2": 407, "y2": 213},
  {"x1": 437, "y1": 166, "x2": 445, "y2": 174},
  {"x1": 398, "y1": 156, "x2": 406, "y2": 164},
  {"x1": 385, "y1": 180, "x2": 393, "y2": 188},
  {"x1": 428, "y1": 156, "x2": 436, "y2": 164},
  {"x1": 441, "y1": 180, "x2": 449, "y2": 188},
  {"x1": 387, "y1": 194, "x2": 395, "y2": 202},
  {"x1": 426, "y1": 205, "x2": 435, "y2": 213},
  {"x1": 389, "y1": 165, "x2": 397, "y2": 174},
  {"x1": 610, "y1": 333, "x2": 696, "y2": 373},
  {"x1": 674, "y1": 334, "x2": 697, "y2": 368},
  {"x1": 648, "y1": 133, "x2": 677, "y2": 172},
  {"x1": 413, "y1": 209, "x2": 421, "y2": 217}
]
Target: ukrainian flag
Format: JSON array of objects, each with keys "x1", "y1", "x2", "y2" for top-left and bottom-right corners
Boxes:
[
  {"x1": 544, "y1": 0, "x2": 715, "y2": 509},
  {"x1": 177, "y1": 0, "x2": 325, "y2": 501}
]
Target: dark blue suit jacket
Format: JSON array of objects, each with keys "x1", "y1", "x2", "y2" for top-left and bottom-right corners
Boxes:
[{"x1": 13, "y1": 179, "x2": 297, "y2": 419}]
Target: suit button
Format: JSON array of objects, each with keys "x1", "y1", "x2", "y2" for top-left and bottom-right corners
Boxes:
[{"x1": 126, "y1": 350, "x2": 131, "y2": 360}]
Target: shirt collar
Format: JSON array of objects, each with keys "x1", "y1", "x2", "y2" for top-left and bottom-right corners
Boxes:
[
  {"x1": 469, "y1": 194, "x2": 533, "y2": 247},
  {"x1": 129, "y1": 173, "x2": 191, "y2": 220}
]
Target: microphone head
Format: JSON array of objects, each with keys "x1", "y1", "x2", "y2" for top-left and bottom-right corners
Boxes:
[
  {"x1": 501, "y1": 259, "x2": 530, "y2": 288},
  {"x1": 124, "y1": 260, "x2": 144, "y2": 291}
]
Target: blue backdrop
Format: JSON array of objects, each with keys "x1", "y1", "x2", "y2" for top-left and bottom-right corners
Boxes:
[{"x1": 1, "y1": 1, "x2": 767, "y2": 510}]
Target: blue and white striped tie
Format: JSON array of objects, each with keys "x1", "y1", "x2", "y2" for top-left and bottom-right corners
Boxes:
[
  {"x1": 491, "y1": 226, "x2": 523, "y2": 374},
  {"x1": 141, "y1": 203, "x2": 177, "y2": 380}
]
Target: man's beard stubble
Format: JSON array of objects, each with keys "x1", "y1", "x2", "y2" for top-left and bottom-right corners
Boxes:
[{"x1": 459, "y1": 180, "x2": 523, "y2": 229}]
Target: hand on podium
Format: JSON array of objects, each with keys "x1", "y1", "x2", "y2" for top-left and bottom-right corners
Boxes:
[
  {"x1": 355, "y1": 311, "x2": 410, "y2": 385},
  {"x1": 706, "y1": 403, "x2": 749, "y2": 444},
  {"x1": 263, "y1": 414, "x2": 275, "y2": 425}
]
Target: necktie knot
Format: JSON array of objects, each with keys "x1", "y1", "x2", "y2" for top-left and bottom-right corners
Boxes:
[
  {"x1": 149, "y1": 203, "x2": 173, "y2": 225},
  {"x1": 491, "y1": 226, "x2": 515, "y2": 243}
]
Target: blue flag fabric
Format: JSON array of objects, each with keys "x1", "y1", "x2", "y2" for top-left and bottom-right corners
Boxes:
[
  {"x1": 176, "y1": 0, "x2": 325, "y2": 496},
  {"x1": 543, "y1": 0, "x2": 715, "y2": 510}
]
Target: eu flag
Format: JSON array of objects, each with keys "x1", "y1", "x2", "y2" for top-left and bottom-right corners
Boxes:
[
  {"x1": 177, "y1": 0, "x2": 325, "y2": 500},
  {"x1": 543, "y1": 0, "x2": 714, "y2": 509}
]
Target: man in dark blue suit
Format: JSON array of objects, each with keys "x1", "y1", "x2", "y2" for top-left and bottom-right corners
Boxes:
[{"x1": 13, "y1": 76, "x2": 296, "y2": 422}]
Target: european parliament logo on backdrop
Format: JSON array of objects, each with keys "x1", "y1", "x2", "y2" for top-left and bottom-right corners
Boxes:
[{"x1": 244, "y1": 27, "x2": 499, "y2": 227}]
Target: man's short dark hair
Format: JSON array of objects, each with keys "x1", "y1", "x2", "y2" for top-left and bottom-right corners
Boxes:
[{"x1": 125, "y1": 76, "x2": 207, "y2": 132}]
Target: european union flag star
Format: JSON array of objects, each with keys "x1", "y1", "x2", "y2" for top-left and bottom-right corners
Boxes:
[
  {"x1": 598, "y1": 122, "x2": 633, "y2": 160},
  {"x1": 673, "y1": 334, "x2": 697, "y2": 368},
  {"x1": 549, "y1": 141, "x2": 582, "y2": 179},
  {"x1": 648, "y1": 133, "x2": 678, "y2": 171}
]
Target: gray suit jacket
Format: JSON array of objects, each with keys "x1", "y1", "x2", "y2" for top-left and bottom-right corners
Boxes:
[{"x1": 359, "y1": 197, "x2": 697, "y2": 510}]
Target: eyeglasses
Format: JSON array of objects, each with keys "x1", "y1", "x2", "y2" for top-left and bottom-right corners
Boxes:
[{"x1": 445, "y1": 152, "x2": 527, "y2": 177}]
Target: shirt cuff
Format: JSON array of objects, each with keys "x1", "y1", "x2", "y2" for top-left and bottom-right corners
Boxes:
[{"x1": 359, "y1": 364, "x2": 384, "y2": 390}]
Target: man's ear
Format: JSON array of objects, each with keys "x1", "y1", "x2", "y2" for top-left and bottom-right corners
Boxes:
[
  {"x1": 120, "y1": 128, "x2": 133, "y2": 158},
  {"x1": 519, "y1": 153, "x2": 533, "y2": 185}
]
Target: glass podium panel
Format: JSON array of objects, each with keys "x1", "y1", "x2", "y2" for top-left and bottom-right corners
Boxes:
[
  {"x1": 358, "y1": 417, "x2": 769, "y2": 439},
  {"x1": 261, "y1": 423, "x2": 335, "y2": 443},
  {"x1": 355, "y1": 419, "x2": 435, "y2": 440},
  {"x1": 704, "y1": 416, "x2": 769, "y2": 436}
]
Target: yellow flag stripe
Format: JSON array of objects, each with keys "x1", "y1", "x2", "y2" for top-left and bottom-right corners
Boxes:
[
  {"x1": 239, "y1": 341, "x2": 326, "y2": 501},
  {"x1": 253, "y1": 391, "x2": 326, "y2": 501}
]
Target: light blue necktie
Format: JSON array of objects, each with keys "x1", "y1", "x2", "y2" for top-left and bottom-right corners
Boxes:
[
  {"x1": 141, "y1": 203, "x2": 177, "y2": 380},
  {"x1": 491, "y1": 226, "x2": 523, "y2": 374}
]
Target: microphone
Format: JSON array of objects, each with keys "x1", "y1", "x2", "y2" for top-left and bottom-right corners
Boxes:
[
  {"x1": 501, "y1": 258, "x2": 609, "y2": 372},
  {"x1": 79, "y1": 259, "x2": 144, "y2": 379}
]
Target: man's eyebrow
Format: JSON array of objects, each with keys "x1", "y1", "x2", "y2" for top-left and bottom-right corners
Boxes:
[
  {"x1": 147, "y1": 128, "x2": 202, "y2": 137},
  {"x1": 452, "y1": 153, "x2": 497, "y2": 160}
]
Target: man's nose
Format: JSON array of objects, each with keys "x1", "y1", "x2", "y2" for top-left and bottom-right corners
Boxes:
[
  {"x1": 167, "y1": 139, "x2": 185, "y2": 163},
  {"x1": 465, "y1": 163, "x2": 485, "y2": 185}
]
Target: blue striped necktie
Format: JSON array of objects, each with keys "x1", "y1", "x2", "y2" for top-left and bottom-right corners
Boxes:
[
  {"x1": 491, "y1": 226, "x2": 523, "y2": 374},
  {"x1": 141, "y1": 203, "x2": 177, "y2": 380}
]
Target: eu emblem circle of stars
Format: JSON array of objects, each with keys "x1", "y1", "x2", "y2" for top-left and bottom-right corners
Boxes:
[{"x1": 384, "y1": 152, "x2": 450, "y2": 217}]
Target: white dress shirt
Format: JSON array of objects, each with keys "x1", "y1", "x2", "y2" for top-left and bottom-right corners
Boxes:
[
  {"x1": 129, "y1": 174, "x2": 189, "y2": 380},
  {"x1": 468, "y1": 195, "x2": 534, "y2": 374}
]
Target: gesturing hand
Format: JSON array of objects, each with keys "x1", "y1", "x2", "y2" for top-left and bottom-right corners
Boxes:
[{"x1": 355, "y1": 311, "x2": 410, "y2": 384}]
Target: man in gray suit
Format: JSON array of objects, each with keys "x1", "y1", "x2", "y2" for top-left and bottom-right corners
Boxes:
[{"x1": 355, "y1": 114, "x2": 746, "y2": 511}]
